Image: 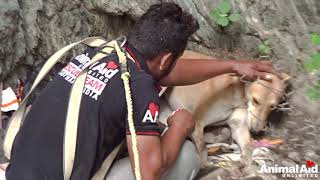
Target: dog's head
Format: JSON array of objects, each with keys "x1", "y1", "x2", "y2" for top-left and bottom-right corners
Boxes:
[{"x1": 245, "y1": 73, "x2": 290, "y2": 133}]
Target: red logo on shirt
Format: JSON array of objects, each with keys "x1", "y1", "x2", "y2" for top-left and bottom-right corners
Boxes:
[
  {"x1": 106, "y1": 61, "x2": 118, "y2": 70},
  {"x1": 149, "y1": 102, "x2": 159, "y2": 117},
  {"x1": 143, "y1": 102, "x2": 159, "y2": 123}
]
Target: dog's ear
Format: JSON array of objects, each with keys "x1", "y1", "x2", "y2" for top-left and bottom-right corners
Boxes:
[{"x1": 280, "y1": 73, "x2": 291, "y2": 82}]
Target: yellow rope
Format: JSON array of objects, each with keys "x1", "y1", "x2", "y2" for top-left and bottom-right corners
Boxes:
[{"x1": 115, "y1": 42, "x2": 142, "y2": 180}]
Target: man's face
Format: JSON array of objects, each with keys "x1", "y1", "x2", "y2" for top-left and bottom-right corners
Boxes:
[
  {"x1": 147, "y1": 52, "x2": 180, "y2": 81},
  {"x1": 159, "y1": 57, "x2": 178, "y2": 79}
]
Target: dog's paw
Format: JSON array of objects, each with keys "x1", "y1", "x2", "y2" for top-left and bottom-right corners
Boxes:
[
  {"x1": 241, "y1": 145, "x2": 253, "y2": 158},
  {"x1": 200, "y1": 161, "x2": 217, "y2": 169}
]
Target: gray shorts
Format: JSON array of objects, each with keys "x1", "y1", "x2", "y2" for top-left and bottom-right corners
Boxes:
[{"x1": 105, "y1": 140, "x2": 200, "y2": 180}]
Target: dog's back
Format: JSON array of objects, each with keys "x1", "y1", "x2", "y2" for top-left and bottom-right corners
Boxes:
[{"x1": 165, "y1": 73, "x2": 246, "y2": 126}]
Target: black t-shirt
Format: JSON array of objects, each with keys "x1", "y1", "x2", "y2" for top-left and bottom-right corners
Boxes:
[{"x1": 6, "y1": 43, "x2": 161, "y2": 180}]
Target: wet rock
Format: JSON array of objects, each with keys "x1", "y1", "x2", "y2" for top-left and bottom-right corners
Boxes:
[{"x1": 288, "y1": 152, "x2": 301, "y2": 162}]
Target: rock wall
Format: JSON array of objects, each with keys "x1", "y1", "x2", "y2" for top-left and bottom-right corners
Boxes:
[
  {"x1": 0, "y1": 0, "x2": 136, "y2": 86},
  {"x1": 0, "y1": 0, "x2": 320, "y2": 84},
  {"x1": 1, "y1": 0, "x2": 320, "y2": 86}
]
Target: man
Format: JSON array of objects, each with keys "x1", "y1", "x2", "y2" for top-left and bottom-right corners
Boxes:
[{"x1": 4, "y1": 3, "x2": 279, "y2": 180}]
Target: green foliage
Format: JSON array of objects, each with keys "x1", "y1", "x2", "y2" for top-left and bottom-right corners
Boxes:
[
  {"x1": 228, "y1": 13, "x2": 241, "y2": 22},
  {"x1": 304, "y1": 53, "x2": 320, "y2": 72},
  {"x1": 306, "y1": 81, "x2": 320, "y2": 101},
  {"x1": 311, "y1": 33, "x2": 320, "y2": 45},
  {"x1": 210, "y1": 0, "x2": 241, "y2": 27},
  {"x1": 304, "y1": 33, "x2": 320, "y2": 101},
  {"x1": 258, "y1": 41, "x2": 271, "y2": 55}
]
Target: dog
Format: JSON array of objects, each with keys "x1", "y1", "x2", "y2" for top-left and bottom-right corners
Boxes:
[{"x1": 159, "y1": 51, "x2": 290, "y2": 167}]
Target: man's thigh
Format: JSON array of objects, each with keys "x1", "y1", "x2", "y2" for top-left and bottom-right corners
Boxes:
[{"x1": 105, "y1": 140, "x2": 200, "y2": 180}]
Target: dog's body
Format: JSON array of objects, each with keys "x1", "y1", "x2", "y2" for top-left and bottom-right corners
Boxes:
[
  {"x1": 159, "y1": 51, "x2": 289, "y2": 167},
  {"x1": 163, "y1": 73, "x2": 251, "y2": 166}
]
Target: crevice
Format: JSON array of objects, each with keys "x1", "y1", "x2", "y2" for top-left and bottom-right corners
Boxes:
[
  {"x1": 17, "y1": 0, "x2": 23, "y2": 9},
  {"x1": 190, "y1": 0, "x2": 216, "y2": 32}
]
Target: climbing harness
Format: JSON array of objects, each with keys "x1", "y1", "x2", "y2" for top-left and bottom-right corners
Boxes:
[{"x1": 3, "y1": 37, "x2": 142, "y2": 180}]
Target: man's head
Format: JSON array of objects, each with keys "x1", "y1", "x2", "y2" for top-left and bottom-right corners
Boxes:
[{"x1": 128, "y1": 3, "x2": 199, "y2": 80}]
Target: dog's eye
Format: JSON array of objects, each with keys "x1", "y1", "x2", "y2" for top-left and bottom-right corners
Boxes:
[{"x1": 253, "y1": 97, "x2": 260, "y2": 105}]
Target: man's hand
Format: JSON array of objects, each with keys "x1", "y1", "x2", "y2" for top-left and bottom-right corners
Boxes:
[
  {"x1": 160, "y1": 50, "x2": 282, "y2": 87},
  {"x1": 126, "y1": 109, "x2": 194, "y2": 180},
  {"x1": 232, "y1": 60, "x2": 281, "y2": 81},
  {"x1": 167, "y1": 109, "x2": 194, "y2": 137}
]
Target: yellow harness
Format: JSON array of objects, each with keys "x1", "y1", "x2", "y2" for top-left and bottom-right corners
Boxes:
[{"x1": 115, "y1": 39, "x2": 142, "y2": 180}]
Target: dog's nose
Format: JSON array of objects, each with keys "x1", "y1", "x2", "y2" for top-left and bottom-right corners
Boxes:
[
  {"x1": 250, "y1": 130, "x2": 259, "y2": 134},
  {"x1": 250, "y1": 130, "x2": 258, "y2": 135},
  {"x1": 250, "y1": 130, "x2": 265, "y2": 139}
]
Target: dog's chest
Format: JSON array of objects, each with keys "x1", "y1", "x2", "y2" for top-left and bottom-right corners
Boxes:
[
  {"x1": 195, "y1": 96, "x2": 241, "y2": 127},
  {"x1": 163, "y1": 79, "x2": 246, "y2": 127}
]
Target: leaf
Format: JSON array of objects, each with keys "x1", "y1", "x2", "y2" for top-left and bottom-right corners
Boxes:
[
  {"x1": 259, "y1": 43, "x2": 271, "y2": 55},
  {"x1": 304, "y1": 53, "x2": 320, "y2": 72},
  {"x1": 220, "y1": 13, "x2": 228, "y2": 17},
  {"x1": 311, "y1": 33, "x2": 320, "y2": 45},
  {"x1": 216, "y1": 17, "x2": 229, "y2": 27},
  {"x1": 210, "y1": 9, "x2": 221, "y2": 21},
  {"x1": 307, "y1": 83, "x2": 320, "y2": 101},
  {"x1": 210, "y1": 8, "x2": 229, "y2": 27},
  {"x1": 228, "y1": 13, "x2": 241, "y2": 22},
  {"x1": 218, "y1": 0, "x2": 231, "y2": 14}
]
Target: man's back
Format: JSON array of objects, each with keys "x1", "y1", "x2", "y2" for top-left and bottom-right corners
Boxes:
[{"x1": 6, "y1": 45, "x2": 161, "y2": 180}]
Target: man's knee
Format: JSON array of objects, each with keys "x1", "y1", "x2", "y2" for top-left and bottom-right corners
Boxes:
[
  {"x1": 162, "y1": 140, "x2": 200, "y2": 180},
  {"x1": 105, "y1": 141, "x2": 200, "y2": 180},
  {"x1": 177, "y1": 140, "x2": 200, "y2": 168},
  {"x1": 105, "y1": 157, "x2": 134, "y2": 180}
]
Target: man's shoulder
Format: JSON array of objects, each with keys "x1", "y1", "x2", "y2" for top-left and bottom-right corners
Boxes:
[{"x1": 130, "y1": 73, "x2": 160, "y2": 98}]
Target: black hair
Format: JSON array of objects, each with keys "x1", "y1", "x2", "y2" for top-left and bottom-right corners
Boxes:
[{"x1": 127, "y1": 3, "x2": 199, "y2": 61}]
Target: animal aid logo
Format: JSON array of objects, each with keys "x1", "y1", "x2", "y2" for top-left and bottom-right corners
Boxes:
[
  {"x1": 59, "y1": 53, "x2": 119, "y2": 100},
  {"x1": 258, "y1": 160, "x2": 319, "y2": 178},
  {"x1": 142, "y1": 102, "x2": 159, "y2": 123}
]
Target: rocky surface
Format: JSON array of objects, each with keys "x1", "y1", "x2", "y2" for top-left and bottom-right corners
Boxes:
[
  {"x1": 0, "y1": 0, "x2": 319, "y2": 179},
  {"x1": 1, "y1": 0, "x2": 320, "y2": 85}
]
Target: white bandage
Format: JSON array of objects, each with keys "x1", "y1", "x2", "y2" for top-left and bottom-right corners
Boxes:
[{"x1": 171, "y1": 108, "x2": 182, "y2": 116}]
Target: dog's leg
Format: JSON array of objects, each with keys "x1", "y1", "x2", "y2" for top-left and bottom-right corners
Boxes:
[
  {"x1": 227, "y1": 108, "x2": 251, "y2": 159},
  {"x1": 191, "y1": 123, "x2": 209, "y2": 168}
]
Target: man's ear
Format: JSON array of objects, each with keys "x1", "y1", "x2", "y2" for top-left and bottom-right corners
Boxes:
[{"x1": 160, "y1": 52, "x2": 173, "y2": 71}]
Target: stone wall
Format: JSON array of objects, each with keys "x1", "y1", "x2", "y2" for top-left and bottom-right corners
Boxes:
[{"x1": 1, "y1": 0, "x2": 320, "y2": 86}]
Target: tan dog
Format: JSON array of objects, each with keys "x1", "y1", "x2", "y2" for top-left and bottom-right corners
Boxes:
[{"x1": 160, "y1": 51, "x2": 290, "y2": 167}]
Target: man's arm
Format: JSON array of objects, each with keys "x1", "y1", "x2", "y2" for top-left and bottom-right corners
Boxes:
[
  {"x1": 159, "y1": 50, "x2": 279, "y2": 87},
  {"x1": 126, "y1": 110, "x2": 194, "y2": 180}
]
